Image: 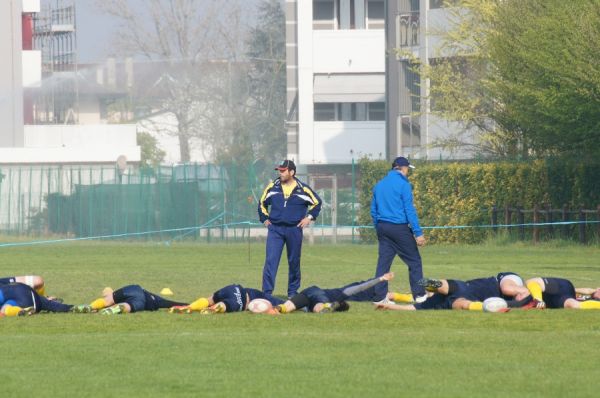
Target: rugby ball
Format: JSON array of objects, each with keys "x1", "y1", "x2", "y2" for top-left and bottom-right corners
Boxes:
[
  {"x1": 482, "y1": 297, "x2": 508, "y2": 313},
  {"x1": 247, "y1": 298, "x2": 273, "y2": 314}
]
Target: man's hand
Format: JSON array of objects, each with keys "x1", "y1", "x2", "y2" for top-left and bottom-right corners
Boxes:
[
  {"x1": 264, "y1": 220, "x2": 271, "y2": 227},
  {"x1": 415, "y1": 235, "x2": 426, "y2": 246},
  {"x1": 381, "y1": 272, "x2": 395, "y2": 281},
  {"x1": 297, "y1": 217, "x2": 312, "y2": 228}
]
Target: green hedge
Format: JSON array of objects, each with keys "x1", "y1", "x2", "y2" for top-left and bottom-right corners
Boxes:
[{"x1": 358, "y1": 158, "x2": 600, "y2": 243}]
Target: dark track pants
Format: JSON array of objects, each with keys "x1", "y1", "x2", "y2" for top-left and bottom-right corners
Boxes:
[
  {"x1": 262, "y1": 224, "x2": 303, "y2": 297},
  {"x1": 373, "y1": 222, "x2": 425, "y2": 301}
]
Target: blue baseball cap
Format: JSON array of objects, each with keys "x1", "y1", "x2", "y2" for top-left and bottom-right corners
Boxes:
[{"x1": 392, "y1": 157, "x2": 415, "y2": 169}]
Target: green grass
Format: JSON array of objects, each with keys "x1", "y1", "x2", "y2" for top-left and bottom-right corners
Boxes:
[{"x1": 1, "y1": 242, "x2": 600, "y2": 397}]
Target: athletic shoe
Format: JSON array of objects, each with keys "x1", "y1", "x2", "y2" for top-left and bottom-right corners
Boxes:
[
  {"x1": 99, "y1": 304, "x2": 126, "y2": 315},
  {"x1": 418, "y1": 278, "x2": 443, "y2": 292},
  {"x1": 414, "y1": 294, "x2": 428, "y2": 304},
  {"x1": 70, "y1": 304, "x2": 94, "y2": 313},
  {"x1": 317, "y1": 303, "x2": 334, "y2": 313},
  {"x1": 169, "y1": 305, "x2": 192, "y2": 314},
  {"x1": 18, "y1": 307, "x2": 35, "y2": 316},
  {"x1": 372, "y1": 297, "x2": 393, "y2": 306}
]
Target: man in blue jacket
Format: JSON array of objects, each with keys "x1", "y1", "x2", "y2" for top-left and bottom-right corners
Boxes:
[
  {"x1": 258, "y1": 159, "x2": 322, "y2": 298},
  {"x1": 370, "y1": 156, "x2": 427, "y2": 303}
]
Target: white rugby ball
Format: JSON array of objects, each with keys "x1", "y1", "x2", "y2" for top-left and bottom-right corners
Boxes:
[
  {"x1": 483, "y1": 297, "x2": 508, "y2": 313},
  {"x1": 247, "y1": 298, "x2": 273, "y2": 314}
]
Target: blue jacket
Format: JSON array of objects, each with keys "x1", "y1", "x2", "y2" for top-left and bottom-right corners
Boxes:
[
  {"x1": 370, "y1": 170, "x2": 423, "y2": 237},
  {"x1": 258, "y1": 177, "x2": 322, "y2": 226}
]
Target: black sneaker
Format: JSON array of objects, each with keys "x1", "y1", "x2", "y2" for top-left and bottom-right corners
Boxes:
[{"x1": 418, "y1": 278, "x2": 442, "y2": 292}]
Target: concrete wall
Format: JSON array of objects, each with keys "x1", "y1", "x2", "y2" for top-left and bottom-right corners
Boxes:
[{"x1": 0, "y1": 0, "x2": 24, "y2": 147}]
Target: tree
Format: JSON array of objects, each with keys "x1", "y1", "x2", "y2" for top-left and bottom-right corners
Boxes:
[
  {"x1": 416, "y1": 0, "x2": 600, "y2": 158},
  {"x1": 96, "y1": 0, "x2": 248, "y2": 163},
  {"x1": 137, "y1": 131, "x2": 166, "y2": 167},
  {"x1": 245, "y1": 0, "x2": 287, "y2": 165}
]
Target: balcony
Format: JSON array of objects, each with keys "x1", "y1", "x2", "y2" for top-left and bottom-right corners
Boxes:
[{"x1": 312, "y1": 30, "x2": 385, "y2": 74}]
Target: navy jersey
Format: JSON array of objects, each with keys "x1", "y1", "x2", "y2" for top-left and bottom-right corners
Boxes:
[
  {"x1": 0, "y1": 283, "x2": 71, "y2": 313},
  {"x1": 541, "y1": 278, "x2": 576, "y2": 309},
  {"x1": 112, "y1": 285, "x2": 187, "y2": 313},
  {"x1": 0, "y1": 277, "x2": 17, "y2": 285},
  {"x1": 414, "y1": 293, "x2": 452, "y2": 310},
  {"x1": 213, "y1": 284, "x2": 247, "y2": 312}
]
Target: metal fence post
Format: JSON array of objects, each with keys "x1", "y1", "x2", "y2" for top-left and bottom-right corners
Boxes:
[
  {"x1": 579, "y1": 209, "x2": 586, "y2": 244},
  {"x1": 518, "y1": 206, "x2": 525, "y2": 241},
  {"x1": 533, "y1": 204, "x2": 539, "y2": 244}
]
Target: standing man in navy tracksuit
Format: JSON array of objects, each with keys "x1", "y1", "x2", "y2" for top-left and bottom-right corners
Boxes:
[
  {"x1": 258, "y1": 159, "x2": 322, "y2": 298},
  {"x1": 370, "y1": 156, "x2": 427, "y2": 303}
]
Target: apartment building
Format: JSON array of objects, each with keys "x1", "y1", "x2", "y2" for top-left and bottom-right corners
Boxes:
[{"x1": 285, "y1": 0, "x2": 467, "y2": 166}]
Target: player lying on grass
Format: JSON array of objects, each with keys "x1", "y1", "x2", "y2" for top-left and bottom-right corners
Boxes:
[
  {"x1": 169, "y1": 284, "x2": 284, "y2": 314},
  {"x1": 0, "y1": 282, "x2": 73, "y2": 316},
  {"x1": 525, "y1": 277, "x2": 600, "y2": 310},
  {"x1": 379, "y1": 272, "x2": 535, "y2": 311},
  {"x1": 71, "y1": 285, "x2": 188, "y2": 315},
  {"x1": 1, "y1": 275, "x2": 46, "y2": 296},
  {"x1": 273, "y1": 272, "x2": 395, "y2": 314}
]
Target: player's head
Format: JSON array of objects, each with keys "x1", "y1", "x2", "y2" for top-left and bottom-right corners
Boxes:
[
  {"x1": 275, "y1": 159, "x2": 296, "y2": 181},
  {"x1": 391, "y1": 157, "x2": 415, "y2": 176},
  {"x1": 592, "y1": 288, "x2": 600, "y2": 300},
  {"x1": 335, "y1": 301, "x2": 350, "y2": 312}
]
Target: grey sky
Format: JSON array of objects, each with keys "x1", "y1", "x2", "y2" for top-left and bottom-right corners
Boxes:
[{"x1": 75, "y1": 0, "x2": 264, "y2": 64}]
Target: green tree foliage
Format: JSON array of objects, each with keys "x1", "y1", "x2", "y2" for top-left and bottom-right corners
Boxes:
[
  {"x1": 422, "y1": 0, "x2": 600, "y2": 158},
  {"x1": 137, "y1": 131, "x2": 166, "y2": 167}
]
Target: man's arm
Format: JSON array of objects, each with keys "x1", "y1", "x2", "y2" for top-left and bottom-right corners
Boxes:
[
  {"x1": 401, "y1": 183, "x2": 423, "y2": 237},
  {"x1": 370, "y1": 191, "x2": 378, "y2": 225},
  {"x1": 303, "y1": 184, "x2": 322, "y2": 220},
  {"x1": 341, "y1": 273, "x2": 394, "y2": 297},
  {"x1": 257, "y1": 182, "x2": 274, "y2": 224}
]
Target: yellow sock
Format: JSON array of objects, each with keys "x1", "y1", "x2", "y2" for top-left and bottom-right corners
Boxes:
[
  {"x1": 526, "y1": 282, "x2": 544, "y2": 301},
  {"x1": 4, "y1": 305, "x2": 23, "y2": 317},
  {"x1": 391, "y1": 293, "x2": 414, "y2": 303},
  {"x1": 189, "y1": 297, "x2": 209, "y2": 311},
  {"x1": 580, "y1": 301, "x2": 600, "y2": 310},
  {"x1": 36, "y1": 286, "x2": 46, "y2": 296},
  {"x1": 468, "y1": 302, "x2": 483, "y2": 311},
  {"x1": 277, "y1": 304, "x2": 288, "y2": 313},
  {"x1": 90, "y1": 298, "x2": 108, "y2": 310}
]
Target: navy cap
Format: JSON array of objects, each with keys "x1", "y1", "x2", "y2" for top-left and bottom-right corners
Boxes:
[
  {"x1": 275, "y1": 159, "x2": 296, "y2": 172},
  {"x1": 392, "y1": 157, "x2": 415, "y2": 169}
]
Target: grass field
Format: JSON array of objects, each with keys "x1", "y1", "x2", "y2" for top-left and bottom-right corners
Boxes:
[{"x1": 1, "y1": 241, "x2": 599, "y2": 397}]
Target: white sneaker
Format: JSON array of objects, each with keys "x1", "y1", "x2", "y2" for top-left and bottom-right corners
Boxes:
[
  {"x1": 373, "y1": 298, "x2": 393, "y2": 306},
  {"x1": 414, "y1": 294, "x2": 428, "y2": 303}
]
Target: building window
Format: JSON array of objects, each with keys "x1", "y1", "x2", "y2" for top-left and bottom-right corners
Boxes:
[
  {"x1": 314, "y1": 102, "x2": 385, "y2": 121},
  {"x1": 366, "y1": 0, "x2": 385, "y2": 29},
  {"x1": 313, "y1": 0, "x2": 336, "y2": 30},
  {"x1": 313, "y1": 0, "x2": 384, "y2": 30},
  {"x1": 314, "y1": 103, "x2": 336, "y2": 121},
  {"x1": 368, "y1": 102, "x2": 385, "y2": 120}
]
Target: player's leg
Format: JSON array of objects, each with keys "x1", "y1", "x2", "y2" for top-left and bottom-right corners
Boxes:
[
  {"x1": 386, "y1": 224, "x2": 426, "y2": 300},
  {"x1": 451, "y1": 297, "x2": 483, "y2": 311},
  {"x1": 525, "y1": 278, "x2": 545, "y2": 301},
  {"x1": 418, "y1": 278, "x2": 450, "y2": 294},
  {"x1": 262, "y1": 225, "x2": 286, "y2": 295},
  {"x1": 0, "y1": 284, "x2": 37, "y2": 316},
  {"x1": 285, "y1": 226, "x2": 303, "y2": 298},
  {"x1": 372, "y1": 223, "x2": 399, "y2": 301}
]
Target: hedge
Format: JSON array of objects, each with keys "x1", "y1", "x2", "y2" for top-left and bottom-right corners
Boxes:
[{"x1": 358, "y1": 158, "x2": 600, "y2": 243}]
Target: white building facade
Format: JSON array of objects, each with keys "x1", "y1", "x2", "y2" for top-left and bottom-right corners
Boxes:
[{"x1": 285, "y1": 0, "x2": 467, "y2": 165}]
